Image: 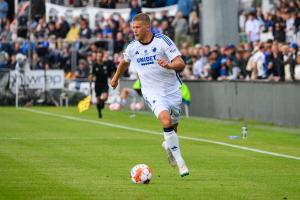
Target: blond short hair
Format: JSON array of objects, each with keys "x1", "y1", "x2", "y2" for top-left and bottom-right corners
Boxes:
[{"x1": 133, "y1": 13, "x2": 151, "y2": 25}]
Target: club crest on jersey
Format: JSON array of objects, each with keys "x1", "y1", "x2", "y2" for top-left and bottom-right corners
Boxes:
[{"x1": 152, "y1": 47, "x2": 157, "y2": 53}]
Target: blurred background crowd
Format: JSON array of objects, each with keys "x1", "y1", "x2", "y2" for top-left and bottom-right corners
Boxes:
[{"x1": 1, "y1": 0, "x2": 300, "y2": 83}]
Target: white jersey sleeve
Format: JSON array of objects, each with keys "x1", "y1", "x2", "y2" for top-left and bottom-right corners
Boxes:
[{"x1": 159, "y1": 34, "x2": 181, "y2": 62}]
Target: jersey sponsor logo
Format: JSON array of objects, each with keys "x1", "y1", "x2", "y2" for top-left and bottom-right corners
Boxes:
[{"x1": 136, "y1": 55, "x2": 157, "y2": 66}]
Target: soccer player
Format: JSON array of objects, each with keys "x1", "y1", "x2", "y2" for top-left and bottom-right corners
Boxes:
[
  {"x1": 121, "y1": 79, "x2": 144, "y2": 110},
  {"x1": 110, "y1": 13, "x2": 189, "y2": 177},
  {"x1": 90, "y1": 51, "x2": 115, "y2": 118}
]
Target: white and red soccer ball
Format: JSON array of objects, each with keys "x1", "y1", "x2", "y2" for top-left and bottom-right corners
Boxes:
[{"x1": 130, "y1": 164, "x2": 152, "y2": 184}]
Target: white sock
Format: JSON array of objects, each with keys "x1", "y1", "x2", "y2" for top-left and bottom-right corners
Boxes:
[{"x1": 163, "y1": 128, "x2": 185, "y2": 167}]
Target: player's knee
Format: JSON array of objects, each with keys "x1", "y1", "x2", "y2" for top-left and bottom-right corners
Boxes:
[{"x1": 160, "y1": 116, "x2": 172, "y2": 127}]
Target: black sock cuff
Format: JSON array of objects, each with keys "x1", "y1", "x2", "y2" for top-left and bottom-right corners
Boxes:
[{"x1": 163, "y1": 127, "x2": 174, "y2": 132}]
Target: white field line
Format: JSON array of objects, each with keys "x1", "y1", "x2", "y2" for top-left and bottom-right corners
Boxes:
[{"x1": 10, "y1": 108, "x2": 300, "y2": 161}]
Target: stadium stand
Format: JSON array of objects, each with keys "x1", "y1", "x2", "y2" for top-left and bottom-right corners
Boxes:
[{"x1": 1, "y1": 0, "x2": 300, "y2": 106}]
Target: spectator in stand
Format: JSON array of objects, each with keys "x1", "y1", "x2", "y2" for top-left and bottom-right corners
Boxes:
[
  {"x1": 114, "y1": 32, "x2": 125, "y2": 53},
  {"x1": 294, "y1": 52, "x2": 300, "y2": 80},
  {"x1": 21, "y1": 39, "x2": 35, "y2": 56},
  {"x1": 122, "y1": 23, "x2": 134, "y2": 44},
  {"x1": 265, "y1": 13, "x2": 274, "y2": 33},
  {"x1": 102, "y1": 24, "x2": 113, "y2": 39},
  {"x1": 79, "y1": 18, "x2": 92, "y2": 39},
  {"x1": 0, "y1": 17, "x2": 10, "y2": 36},
  {"x1": 267, "y1": 43, "x2": 284, "y2": 82},
  {"x1": 256, "y1": 7, "x2": 265, "y2": 27},
  {"x1": 48, "y1": 35, "x2": 57, "y2": 50},
  {"x1": 57, "y1": 16, "x2": 70, "y2": 39},
  {"x1": 239, "y1": 11, "x2": 247, "y2": 32},
  {"x1": 66, "y1": 22, "x2": 80, "y2": 42},
  {"x1": 118, "y1": 16, "x2": 127, "y2": 32},
  {"x1": 74, "y1": 59, "x2": 90, "y2": 90},
  {"x1": 189, "y1": 11, "x2": 200, "y2": 45},
  {"x1": 129, "y1": 0, "x2": 142, "y2": 22},
  {"x1": 60, "y1": 44, "x2": 72, "y2": 72},
  {"x1": 285, "y1": 10, "x2": 295, "y2": 43},
  {"x1": 94, "y1": 24, "x2": 103, "y2": 38},
  {"x1": 218, "y1": 58, "x2": 229, "y2": 80},
  {"x1": 177, "y1": 0, "x2": 193, "y2": 22},
  {"x1": 245, "y1": 12, "x2": 261, "y2": 43},
  {"x1": 294, "y1": 12, "x2": 300, "y2": 33},
  {"x1": 160, "y1": 20, "x2": 171, "y2": 38},
  {"x1": 107, "y1": 16, "x2": 118, "y2": 39},
  {"x1": 192, "y1": 45, "x2": 208, "y2": 79},
  {"x1": 97, "y1": 16, "x2": 107, "y2": 31},
  {"x1": 287, "y1": 43, "x2": 298, "y2": 81},
  {"x1": 35, "y1": 18, "x2": 47, "y2": 38},
  {"x1": 252, "y1": 44, "x2": 266, "y2": 80},
  {"x1": 242, "y1": 47, "x2": 252, "y2": 79},
  {"x1": 274, "y1": 9, "x2": 285, "y2": 28},
  {"x1": 263, "y1": 40, "x2": 273, "y2": 77},
  {"x1": 282, "y1": 44, "x2": 290, "y2": 81},
  {"x1": 218, "y1": 57, "x2": 240, "y2": 81},
  {"x1": 273, "y1": 22, "x2": 286, "y2": 43},
  {"x1": 47, "y1": 21, "x2": 58, "y2": 38},
  {"x1": 172, "y1": 12, "x2": 188, "y2": 47},
  {"x1": 209, "y1": 49, "x2": 220, "y2": 80},
  {"x1": 0, "y1": 0, "x2": 8, "y2": 21},
  {"x1": 236, "y1": 48, "x2": 247, "y2": 79},
  {"x1": 282, "y1": 43, "x2": 298, "y2": 80},
  {"x1": 151, "y1": 20, "x2": 161, "y2": 34}
]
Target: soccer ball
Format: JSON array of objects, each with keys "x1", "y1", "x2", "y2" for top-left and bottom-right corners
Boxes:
[{"x1": 130, "y1": 164, "x2": 152, "y2": 184}]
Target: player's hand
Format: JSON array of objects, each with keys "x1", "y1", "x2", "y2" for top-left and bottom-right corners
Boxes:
[
  {"x1": 157, "y1": 58, "x2": 170, "y2": 69},
  {"x1": 110, "y1": 78, "x2": 118, "y2": 89}
]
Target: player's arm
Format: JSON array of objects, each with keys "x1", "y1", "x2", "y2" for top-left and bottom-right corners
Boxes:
[
  {"x1": 157, "y1": 55, "x2": 185, "y2": 71},
  {"x1": 110, "y1": 58, "x2": 130, "y2": 89}
]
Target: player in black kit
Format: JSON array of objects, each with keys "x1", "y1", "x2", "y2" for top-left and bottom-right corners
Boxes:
[{"x1": 90, "y1": 51, "x2": 116, "y2": 118}]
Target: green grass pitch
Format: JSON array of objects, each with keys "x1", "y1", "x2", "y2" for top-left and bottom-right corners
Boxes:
[{"x1": 0, "y1": 106, "x2": 299, "y2": 200}]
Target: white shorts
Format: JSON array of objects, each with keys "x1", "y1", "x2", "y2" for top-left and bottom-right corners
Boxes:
[{"x1": 143, "y1": 90, "x2": 182, "y2": 124}]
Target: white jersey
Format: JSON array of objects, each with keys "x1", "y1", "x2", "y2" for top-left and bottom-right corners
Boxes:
[{"x1": 124, "y1": 33, "x2": 182, "y2": 97}]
